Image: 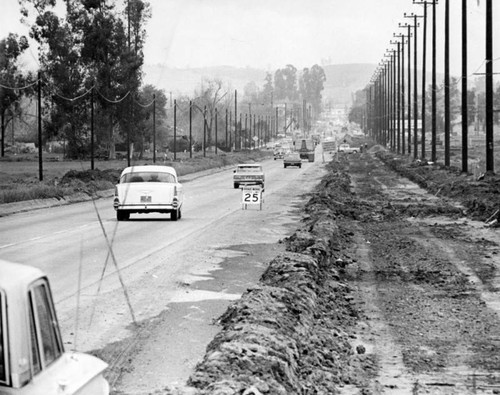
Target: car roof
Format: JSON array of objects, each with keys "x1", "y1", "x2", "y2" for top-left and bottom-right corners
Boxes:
[
  {"x1": 120, "y1": 165, "x2": 177, "y2": 176},
  {"x1": 0, "y1": 259, "x2": 45, "y2": 293}
]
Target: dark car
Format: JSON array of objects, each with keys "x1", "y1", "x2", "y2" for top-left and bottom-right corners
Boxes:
[{"x1": 283, "y1": 153, "x2": 302, "y2": 168}]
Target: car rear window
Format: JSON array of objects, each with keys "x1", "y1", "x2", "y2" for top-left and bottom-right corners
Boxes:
[
  {"x1": 237, "y1": 166, "x2": 262, "y2": 172},
  {"x1": 121, "y1": 172, "x2": 176, "y2": 183}
]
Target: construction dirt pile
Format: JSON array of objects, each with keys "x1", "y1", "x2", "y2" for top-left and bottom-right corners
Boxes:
[
  {"x1": 168, "y1": 151, "x2": 500, "y2": 394},
  {"x1": 376, "y1": 151, "x2": 500, "y2": 223},
  {"x1": 184, "y1": 159, "x2": 374, "y2": 395}
]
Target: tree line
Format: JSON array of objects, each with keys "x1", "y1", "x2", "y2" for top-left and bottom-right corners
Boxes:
[{"x1": 0, "y1": 0, "x2": 326, "y2": 160}]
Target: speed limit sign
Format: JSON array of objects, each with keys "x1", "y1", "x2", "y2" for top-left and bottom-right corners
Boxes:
[{"x1": 241, "y1": 186, "x2": 263, "y2": 210}]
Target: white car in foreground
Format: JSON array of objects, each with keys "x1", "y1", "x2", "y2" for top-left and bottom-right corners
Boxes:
[
  {"x1": 0, "y1": 260, "x2": 109, "y2": 395},
  {"x1": 113, "y1": 165, "x2": 184, "y2": 221}
]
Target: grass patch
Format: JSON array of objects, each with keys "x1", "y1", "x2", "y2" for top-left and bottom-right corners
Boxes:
[{"x1": 0, "y1": 150, "x2": 271, "y2": 204}]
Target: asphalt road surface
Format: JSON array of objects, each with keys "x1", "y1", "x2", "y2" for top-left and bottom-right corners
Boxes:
[{"x1": 0, "y1": 150, "x2": 328, "y2": 394}]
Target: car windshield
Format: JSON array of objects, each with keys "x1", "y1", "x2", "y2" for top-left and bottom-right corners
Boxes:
[
  {"x1": 120, "y1": 172, "x2": 176, "y2": 183},
  {"x1": 237, "y1": 166, "x2": 262, "y2": 172}
]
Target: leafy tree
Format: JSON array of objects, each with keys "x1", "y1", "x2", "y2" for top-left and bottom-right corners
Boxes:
[
  {"x1": 243, "y1": 81, "x2": 259, "y2": 103},
  {"x1": 134, "y1": 84, "x2": 167, "y2": 157},
  {"x1": 261, "y1": 72, "x2": 273, "y2": 105},
  {"x1": 274, "y1": 65, "x2": 298, "y2": 101},
  {"x1": 193, "y1": 78, "x2": 230, "y2": 149},
  {"x1": 348, "y1": 89, "x2": 366, "y2": 126},
  {"x1": 299, "y1": 65, "x2": 326, "y2": 117},
  {"x1": 19, "y1": 0, "x2": 151, "y2": 159},
  {"x1": 0, "y1": 33, "x2": 31, "y2": 156}
]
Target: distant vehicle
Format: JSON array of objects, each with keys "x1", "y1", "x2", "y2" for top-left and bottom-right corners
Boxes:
[
  {"x1": 338, "y1": 143, "x2": 358, "y2": 154},
  {"x1": 298, "y1": 139, "x2": 315, "y2": 162},
  {"x1": 0, "y1": 259, "x2": 109, "y2": 395},
  {"x1": 233, "y1": 164, "x2": 265, "y2": 189},
  {"x1": 273, "y1": 150, "x2": 285, "y2": 160},
  {"x1": 283, "y1": 153, "x2": 302, "y2": 168},
  {"x1": 113, "y1": 165, "x2": 184, "y2": 221}
]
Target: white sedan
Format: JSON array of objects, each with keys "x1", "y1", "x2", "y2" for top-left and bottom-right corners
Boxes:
[{"x1": 113, "y1": 165, "x2": 184, "y2": 221}]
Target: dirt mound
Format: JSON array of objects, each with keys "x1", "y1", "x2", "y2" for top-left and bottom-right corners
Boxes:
[
  {"x1": 185, "y1": 161, "x2": 375, "y2": 394},
  {"x1": 367, "y1": 145, "x2": 386, "y2": 154},
  {"x1": 60, "y1": 168, "x2": 121, "y2": 184},
  {"x1": 376, "y1": 151, "x2": 500, "y2": 221},
  {"x1": 58, "y1": 168, "x2": 120, "y2": 195}
]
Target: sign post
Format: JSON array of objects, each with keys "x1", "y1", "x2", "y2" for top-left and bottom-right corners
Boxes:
[{"x1": 241, "y1": 186, "x2": 263, "y2": 210}]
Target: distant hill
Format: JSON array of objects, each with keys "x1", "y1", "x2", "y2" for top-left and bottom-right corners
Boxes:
[
  {"x1": 143, "y1": 63, "x2": 377, "y2": 107},
  {"x1": 143, "y1": 64, "x2": 268, "y2": 97},
  {"x1": 322, "y1": 64, "x2": 376, "y2": 107}
]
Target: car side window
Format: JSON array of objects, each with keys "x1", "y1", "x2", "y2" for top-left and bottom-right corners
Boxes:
[
  {"x1": 29, "y1": 281, "x2": 63, "y2": 371},
  {"x1": 28, "y1": 298, "x2": 41, "y2": 375},
  {"x1": 0, "y1": 291, "x2": 6, "y2": 384}
]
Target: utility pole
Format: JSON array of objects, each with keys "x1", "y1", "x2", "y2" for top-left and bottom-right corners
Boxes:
[
  {"x1": 215, "y1": 107, "x2": 218, "y2": 155},
  {"x1": 400, "y1": 22, "x2": 413, "y2": 155},
  {"x1": 444, "y1": 0, "x2": 450, "y2": 166},
  {"x1": 395, "y1": 32, "x2": 407, "y2": 155},
  {"x1": 153, "y1": 94, "x2": 156, "y2": 163},
  {"x1": 234, "y1": 90, "x2": 238, "y2": 151},
  {"x1": 189, "y1": 101, "x2": 193, "y2": 158},
  {"x1": 38, "y1": 72, "x2": 43, "y2": 181},
  {"x1": 225, "y1": 108, "x2": 228, "y2": 150},
  {"x1": 174, "y1": 100, "x2": 177, "y2": 160},
  {"x1": 485, "y1": 0, "x2": 494, "y2": 172},
  {"x1": 405, "y1": 13, "x2": 423, "y2": 159},
  {"x1": 203, "y1": 106, "x2": 207, "y2": 157},
  {"x1": 90, "y1": 87, "x2": 94, "y2": 170},
  {"x1": 432, "y1": 0, "x2": 438, "y2": 162},
  {"x1": 276, "y1": 106, "x2": 279, "y2": 137},
  {"x1": 414, "y1": 1, "x2": 429, "y2": 159},
  {"x1": 461, "y1": 0, "x2": 468, "y2": 173}
]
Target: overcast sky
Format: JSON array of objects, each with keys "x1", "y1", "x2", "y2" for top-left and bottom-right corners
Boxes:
[{"x1": 1, "y1": 0, "x2": 498, "y2": 76}]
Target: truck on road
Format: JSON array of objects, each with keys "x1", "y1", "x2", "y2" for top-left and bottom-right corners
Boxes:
[{"x1": 298, "y1": 139, "x2": 315, "y2": 162}]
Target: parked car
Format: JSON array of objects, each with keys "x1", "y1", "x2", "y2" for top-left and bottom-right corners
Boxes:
[
  {"x1": 113, "y1": 165, "x2": 184, "y2": 221},
  {"x1": 338, "y1": 143, "x2": 358, "y2": 154},
  {"x1": 233, "y1": 164, "x2": 265, "y2": 189},
  {"x1": 283, "y1": 153, "x2": 302, "y2": 168},
  {"x1": 0, "y1": 259, "x2": 109, "y2": 395}
]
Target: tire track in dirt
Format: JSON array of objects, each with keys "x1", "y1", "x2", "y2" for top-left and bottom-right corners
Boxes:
[{"x1": 346, "y1": 152, "x2": 500, "y2": 394}]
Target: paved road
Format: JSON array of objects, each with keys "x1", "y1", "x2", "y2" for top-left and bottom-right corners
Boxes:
[{"x1": 0, "y1": 151, "x2": 328, "y2": 393}]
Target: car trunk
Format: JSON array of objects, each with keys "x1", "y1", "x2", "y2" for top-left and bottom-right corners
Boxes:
[{"x1": 117, "y1": 183, "x2": 176, "y2": 206}]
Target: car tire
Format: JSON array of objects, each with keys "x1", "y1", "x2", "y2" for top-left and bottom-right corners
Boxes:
[
  {"x1": 117, "y1": 211, "x2": 129, "y2": 221},
  {"x1": 284, "y1": 164, "x2": 287, "y2": 168},
  {"x1": 171, "y1": 209, "x2": 179, "y2": 221},
  {"x1": 234, "y1": 183, "x2": 239, "y2": 189},
  {"x1": 299, "y1": 164, "x2": 302, "y2": 168}
]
